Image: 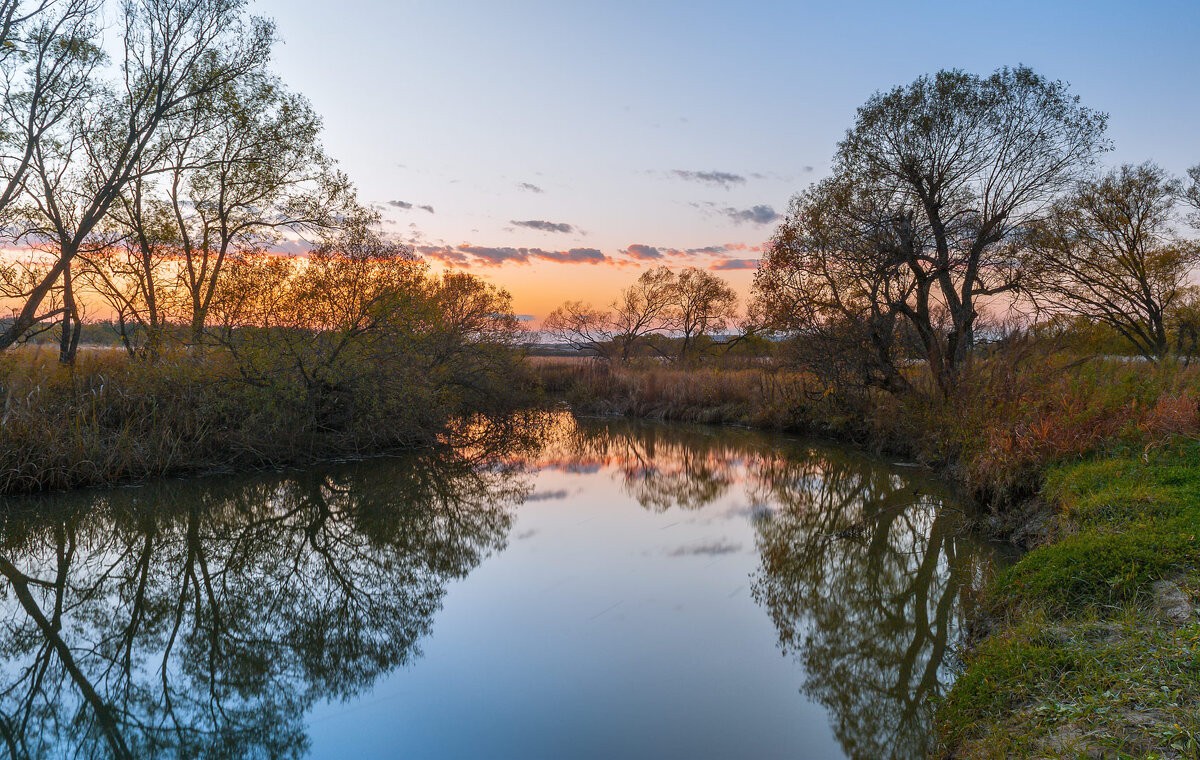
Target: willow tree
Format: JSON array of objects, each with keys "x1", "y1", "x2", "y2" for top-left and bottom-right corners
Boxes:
[
  {"x1": 1025, "y1": 163, "x2": 1200, "y2": 361},
  {"x1": 0, "y1": 0, "x2": 274, "y2": 358},
  {"x1": 754, "y1": 176, "x2": 916, "y2": 393},
  {"x1": 160, "y1": 72, "x2": 354, "y2": 346},
  {"x1": 823, "y1": 66, "x2": 1109, "y2": 394}
]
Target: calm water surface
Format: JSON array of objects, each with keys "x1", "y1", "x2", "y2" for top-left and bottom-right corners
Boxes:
[{"x1": 0, "y1": 413, "x2": 1007, "y2": 759}]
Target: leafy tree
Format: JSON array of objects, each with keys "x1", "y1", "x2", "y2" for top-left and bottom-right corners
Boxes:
[
  {"x1": 164, "y1": 72, "x2": 354, "y2": 345},
  {"x1": 668, "y1": 266, "x2": 737, "y2": 361},
  {"x1": 1024, "y1": 163, "x2": 1200, "y2": 361},
  {"x1": 812, "y1": 66, "x2": 1108, "y2": 394},
  {"x1": 754, "y1": 176, "x2": 915, "y2": 393}
]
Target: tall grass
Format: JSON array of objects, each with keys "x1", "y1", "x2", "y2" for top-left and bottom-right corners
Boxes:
[{"x1": 0, "y1": 345, "x2": 530, "y2": 494}]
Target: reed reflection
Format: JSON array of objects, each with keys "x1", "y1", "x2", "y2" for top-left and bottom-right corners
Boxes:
[{"x1": 0, "y1": 441, "x2": 532, "y2": 760}]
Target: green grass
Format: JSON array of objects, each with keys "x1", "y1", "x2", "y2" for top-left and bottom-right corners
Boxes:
[{"x1": 936, "y1": 442, "x2": 1200, "y2": 759}]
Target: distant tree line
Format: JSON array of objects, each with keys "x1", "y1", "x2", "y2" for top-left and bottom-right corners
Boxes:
[{"x1": 543, "y1": 265, "x2": 745, "y2": 362}]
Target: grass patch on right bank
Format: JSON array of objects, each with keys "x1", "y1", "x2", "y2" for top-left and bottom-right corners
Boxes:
[{"x1": 935, "y1": 442, "x2": 1200, "y2": 759}]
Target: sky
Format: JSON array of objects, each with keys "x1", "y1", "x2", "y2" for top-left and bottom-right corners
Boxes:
[{"x1": 250, "y1": 0, "x2": 1200, "y2": 322}]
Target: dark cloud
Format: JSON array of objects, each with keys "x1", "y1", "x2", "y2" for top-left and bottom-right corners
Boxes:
[
  {"x1": 537, "y1": 247, "x2": 604, "y2": 263},
  {"x1": 388, "y1": 200, "x2": 435, "y2": 213},
  {"x1": 685, "y1": 245, "x2": 730, "y2": 255},
  {"x1": 416, "y1": 244, "x2": 607, "y2": 267},
  {"x1": 711, "y1": 258, "x2": 760, "y2": 271},
  {"x1": 512, "y1": 219, "x2": 575, "y2": 234},
  {"x1": 719, "y1": 205, "x2": 780, "y2": 225},
  {"x1": 623, "y1": 244, "x2": 663, "y2": 260},
  {"x1": 669, "y1": 169, "x2": 746, "y2": 188},
  {"x1": 517, "y1": 182, "x2": 544, "y2": 193}
]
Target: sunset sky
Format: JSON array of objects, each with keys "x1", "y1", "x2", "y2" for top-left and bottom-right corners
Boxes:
[{"x1": 252, "y1": 0, "x2": 1200, "y2": 322}]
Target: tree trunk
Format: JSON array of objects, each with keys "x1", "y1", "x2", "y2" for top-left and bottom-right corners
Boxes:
[{"x1": 59, "y1": 260, "x2": 79, "y2": 364}]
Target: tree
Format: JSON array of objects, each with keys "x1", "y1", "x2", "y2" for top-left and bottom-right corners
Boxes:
[
  {"x1": 1025, "y1": 163, "x2": 1200, "y2": 361},
  {"x1": 1185, "y1": 164, "x2": 1200, "y2": 221},
  {"x1": 0, "y1": 0, "x2": 102, "y2": 229},
  {"x1": 609, "y1": 265, "x2": 675, "y2": 360},
  {"x1": 163, "y1": 72, "x2": 353, "y2": 346},
  {"x1": 207, "y1": 224, "x2": 525, "y2": 442},
  {"x1": 830, "y1": 66, "x2": 1109, "y2": 394},
  {"x1": 75, "y1": 182, "x2": 179, "y2": 356},
  {"x1": 541, "y1": 300, "x2": 615, "y2": 358},
  {"x1": 0, "y1": 0, "x2": 274, "y2": 357},
  {"x1": 754, "y1": 176, "x2": 915, "y2": 393},
  {"x1": 543, "y1": 266, "x2": 676, "y2": 361},
  {"x1": 668, "y1": 267, "x2": 737, "y2": 361}
]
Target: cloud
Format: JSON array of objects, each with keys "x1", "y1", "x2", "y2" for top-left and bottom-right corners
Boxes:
[
  {"x1": 683, "y1": 245, "x2": 730, "y2": 255},
  {"x1": 416, "y1": 244, "x2": 607, "y2": 268},
  {"x1": 711, "y1": 258, "x2": 760, "y2": 271},
  {"x1": 668, "y1": 169, "x2": 746, "y2": 188},
  {"x1": 623, "y1": 243, "x2": 663, "y2": 260},
  {"x1": 719, "y1": 204, "x2": 779, "y2": 225},
  {"x1": 517, "y1": 182, "x2": 544, "y2": 193},
  {"x1": 511, "y1": 219, "x2": 575, "y2": 234},
  {"x1": 387, "y1": 200, "x2": 435, "y2": 213}
]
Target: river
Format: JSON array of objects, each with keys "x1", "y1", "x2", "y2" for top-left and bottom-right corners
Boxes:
[{"x1": 0, "y1": 412, "x2": 1008, "y2": 759}]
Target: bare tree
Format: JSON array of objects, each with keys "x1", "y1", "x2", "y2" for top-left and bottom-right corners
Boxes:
[
  {"x1": 1, "y1": 0, "x2": 274, "y2": 357},
  {"x1": 541, "y1": 300, "x2": 615, "y2": 358},
  {"x1": 610, "y1": 265, "x2": 674, "y2": 361},
  {"x1": 668, "y1": 266, "x2": 737, "y2": 361},
  {"x1": 832, "y1": 66, "x2": 1109, "y2": 394},
  {"x1": 0, "y1": 0, "x2": 101, "y2": 229},
  {"x1": 1184, "y1": 164, "x2": 1200, "y2": 221},
  {"x1": 1025, "y1": 163, "x2": 1200, "y2": 361}
]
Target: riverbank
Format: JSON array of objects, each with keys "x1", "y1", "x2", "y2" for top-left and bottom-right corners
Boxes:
[
  {"x1": 532, "y1": 355, "x2": 1200, "y2": 758},
  {"x1": 0, "y1": 345, "x2": 532, "y2": 494}
]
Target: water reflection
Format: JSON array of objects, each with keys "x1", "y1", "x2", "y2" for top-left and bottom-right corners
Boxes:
[
  {"x1": 0, "y1": 414, "x2": 1003, "y2": 760},
  {"x1": 543, "y1": 417, "x2": 1002, "y2": 760},
  {"x1": 750, "y1": 451, "x2": 998, "y2": 760},
  {"x1": 0, "y1": 440, "x2": 532, "y2": 760}
]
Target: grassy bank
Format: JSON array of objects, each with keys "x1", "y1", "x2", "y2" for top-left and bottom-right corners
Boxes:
[{"x1": 533, "y1": 354, "x2": 1200, "y2": 757}]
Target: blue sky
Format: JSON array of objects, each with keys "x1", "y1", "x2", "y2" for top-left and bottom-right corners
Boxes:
[{"x1": 252, "y1": 0, "x2": 1200, "y2": 317}]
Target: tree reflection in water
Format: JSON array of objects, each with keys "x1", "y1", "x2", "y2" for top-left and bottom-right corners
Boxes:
[
  {"x1": 750, "y1": 451, "x2": 1003, "y2": 760},
  {"x1": 0, "y1": 438, "x2": 533, "y2": 760},
  {"x1": 0, "y1": 414, "x2": 1002, "y2": 760},
  {"x1": 549, "y1": 417, "x2": 1003, "y2": 760}
]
